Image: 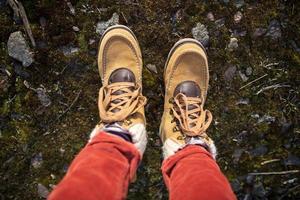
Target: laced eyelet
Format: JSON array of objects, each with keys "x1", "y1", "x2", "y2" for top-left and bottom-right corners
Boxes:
[
  {"x1": 169, "y1": 109, "x2": 173, "y2": 115},
  {"x1": 177, "y1": 135, "x2": 184, "y2": 140},
  {"x1": 168, "y1": 98, "x2": 174, "y2": 103}
]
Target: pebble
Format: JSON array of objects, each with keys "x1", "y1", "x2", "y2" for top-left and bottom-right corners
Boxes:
[
  {"x1": 37, "y1": 183, "x2": 49, "y2": 198},
  {"x1": 232, "y1": 29, "x2": 247, "y2": 37},
  {"x1": 72, "y1": 26, "x2": 80, "y2": 32},
  {"x1": 61, "y1": 45, "x2": 79, "y2": 56},
  {"x1": 266, "y1": 19, "x2": 282, "y2": 39},
  {"x1": 146, "y1": 64, "x2": 158, "y2": 74},
  {"x1": 31, "y1": 152, "x2": 43, "y2": 169},
  {"x1": 253, "y1": 27, "x2": 267, "y2": 38},
  {"x1": 284, "y1": 154, "x2": 300, "y2": 166},
  {"x1": 7, "y1": 31, "x2": 34, "y2": 67},
  {"x1": 250, "y1": 145, "x2": 268, "y2": 157},
  {"x1": 235, "y1": 0, "x2": 245, "y2": 8},
  {"x1": 246, "y1": 67, "x2": 253, "y2": 76},
  {"x1": 253, "y1": 182, "x2": 266, "y2": 198},
  {"x1": 227, "y1": 37, "x2": 239, "y2": 51},
  {"x1": 96, "y1": 13, "x2": 119, "y2": 35},
  {"x1": 13, "y1": 62, "x2": 30, "y2": 79},
  {"x1": 192, "y1": 22, "x2": 209, "y2": 47},
  {"x1": 233, "y1": 148, "x2": 244, "y2": 163},
  {"x1": 36, "y1": 87, "x2": 52, "y2": 107},
  {"x1": 207, "y1": 12, "x2": 215, "y2": 21},
  {"x1": 238, "y1": 71, "x2": 248, "y2": 82},
  {"x1": 224, "y1": 65, "x2": 237, "y2": 82},
  {"x1": 215, "y1": 18, "x2": 225, "y2": 28},
  {"x1": 234, "y1": 11, "x2": 243, "y2": 23},
  {"x1": 257, "y1": 114, "x2": 275, "y2": 124},
  {"x1": 236, "y1": 98, "x2": 249, "y2": 105}
]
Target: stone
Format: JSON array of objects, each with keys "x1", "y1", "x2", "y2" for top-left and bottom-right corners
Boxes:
[
  {"x1": 246, "y1": 67, "x2": 253, "y2": 76},
  {"x1": 234, "y1": 11, "x2": 243, "y2": 23},
  {"x1": 233, "y1": 148, "x2": 244, "y2": 163},
  {"x1": 192, "y1": 22, "x2": 209, "y2": 47},
  {"x1": 146, "y1": 64, "x2": 158, "y2": 74},
  {"x1": 227, "y1": 37, "x2": 239, "y2": 51},
  {"x1": 224, "y1": 65, "x2": 237, "y2": 82},
  {"x1": 266, "y1": 19, "x2": 282, "y2": 39},
  {"x1": 257, "y1": 115, "x2": 275, "y2": 124},
  {"x1": 284, "y1": 154, "x2": 300, "y2": 166},
  {"x1": 36, "y1": 88, "x2": 51, "y2": 107},
  {"x1": 215, "y1": 18, "x2": 225, "y2": 28},
  {"x1": 235, "y1": 0, "x2": 245, "y2": 8},
  {"x1": 72, "y1": 26, "x2": 80, "y2": 32},
  {"x1": 96, "y1": 13, "x2": 119, "y2": 35},
  {"x1": 37, "y1": 183, "x2": 49, "y2": 198},
  {"x1": 253, "y1": 28, "x2": 267, "y2": 38},
  {"x1": 31, "y1": 152, "x2": 43, "y2": 169},
  {"x1": 207, "y1": 12, "x2": 215, "y2": 21},
  {"x1": 238, "y1": 71, "x2": 248, "y2": 82},
  {"x1": 60, "y1": 45, "x2": 79, "y2": 56},
  {"x1": 236, "y1": 98, "x2": 249, "y2": 105},
  {"x1": 250, "y1": 145, "x2": 268, "y2": 157},
  {"x1": 7, "y1": 31, "x2": 34, "y2": 67},
  {"x1": 253, "y1": 182, "x2": 266, "y2": 198}
]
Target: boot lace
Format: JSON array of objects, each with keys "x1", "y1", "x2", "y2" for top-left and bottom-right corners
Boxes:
[
  {"x1": 170, "y1": 93, "x2": 212, "y2": 137},
  {"x1": 98, "y1": 82, "x2": 147, "y2": 123}
]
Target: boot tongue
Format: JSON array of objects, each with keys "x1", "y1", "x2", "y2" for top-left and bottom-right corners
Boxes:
[
  {"x1": 174, "y1": 81, "x2": 201, "y2": 111},
  {"x1": 108, "y1": 68, "x2": 136, "y2": 113}
]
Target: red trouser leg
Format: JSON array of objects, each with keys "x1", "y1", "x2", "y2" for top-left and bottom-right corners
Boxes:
[
  {"x1": 162, "y1": 145, "x2": 236, "y2": 200},
  {"x1": 48, "y1": 132, "x2": 140, "y2": 200}
]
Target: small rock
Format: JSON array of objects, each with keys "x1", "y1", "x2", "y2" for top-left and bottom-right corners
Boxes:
[
  {"x1": 61, "y1": 45, "x2": 79, "y2": 56},
  {"x1": 96, "y1": 13, "x2": 119, "y2": 35},
  {"x1": 232, "y1": 29, "x2": 247, "y2": 37},
  {"x1": 253, "y1": 28, "x2": 267, "y2": 38},
  {"x1": 224, "y1": 65, "x2": 237, "y2": 82},
  {"x1": 246, "y1": 67, "x2": 253, "y2": 76},
  {"x1": 253, "y1": 182, "x2": 266, "y2": 198},
  {"x1": 146, "y1": 64, "x2": 158, "y2": 74},
  {"x1": 233, "y1": 149, "x2": 244, "y2": 163},
  {"x1": 227, "y1": 37, "x2": 239, "y2": 51},
  {"x1": 37, "y1": 183, "x2": 49, "y2": 198},
  {"x1": 266, "y1": 19, "x2": 282, "y2": 39},
  {"x1": 236, "y1": 98, "x2": 249, "y2": 105},
  {"x1": 238, "y1": 71, "x2": 249, "y2": 82},
  {"x1": 31, "y1": 153, "x2": 43, "y2": 169},
  {"x1": 250, "y1": 145, "x2": 268, "y2": 157},
  {"x1": 235, "y1": 0, "x2": 245, "y2": 8},
  {"x1": 72, "y1": 26, "x2": 80, "y2": 32},
  {"x1": 246, "y1": 174, "x2": 255, "y2": 185},
  {"x1": 39, "y1": 17, "x2": 47, "y2": 30},
  {"x1": 231, "y1": 179, "x2": 241, "y2": 192},
  {"x1": 284, "y1": 154, "x2": 300, "y2": 166},
  {"x1": 215, "y1": 18, "x2": 225, "y2": 28},
  {"x1": 89, "y1": 39, "x2": 96, "y2": 45},
  {"x1": 207, "y1": 12, "x2": 215, "y2": 21},
  {"x1": 7, "y1": 31, "x2": 34, "y2": 67},
  {"x1": 192, "y1": 22, "x2": 209, "y2": 47},
  {"x1": 281, "y1": 122, "x2": 293, "y2": 134},
  {"x1": 258, "y1": 115, "x2": 275, "y2": 124},
  {"x1": 66, "y1": 1, "x2": 75, "y2": 15},
  {"x1": 234, "y1": 11, "x2": 243, "y2": 23},
  {"x1": 36, "y1": 87, "x2": 51, "y2": 107},
  {"x1": 14, "y1": 62, "x2": 30, "y2": 79}
]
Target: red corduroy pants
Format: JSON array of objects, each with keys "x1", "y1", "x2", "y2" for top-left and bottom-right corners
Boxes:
[{"x1": 48, "y1": 132, "x2": 236, "y2": 200}]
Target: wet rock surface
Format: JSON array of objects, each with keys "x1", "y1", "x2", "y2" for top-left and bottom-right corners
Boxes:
[{"x1": 0, "y1": 1, "x2": 299, "y2": 200}]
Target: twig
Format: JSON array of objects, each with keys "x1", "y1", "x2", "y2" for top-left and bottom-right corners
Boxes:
[
  {"x1": 239, "y1": 74, "x2": 268, "y2": 90},
  {"x1": 8, "y1": 0, "x2": 36, "y2": 47},
  {"x1": 249, "y1": 170, "x2": 299, "y2": 176},
  {"x1": 256, "y1": 84, "x2": 291, "y2": 95},
  {"x1": 263, "y1": 62, "x2": 279, "y2": 69},
  {"x1": 261, "y1": 159, "x2": 280, "y2": 165},
  {"x1": 55, "y1": 90, "x2": 82, "y2": 122}
]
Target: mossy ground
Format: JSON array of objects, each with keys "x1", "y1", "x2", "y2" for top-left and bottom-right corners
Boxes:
[{"x1": 0, "y1": 0, "x2": 299, "y2": 199}]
